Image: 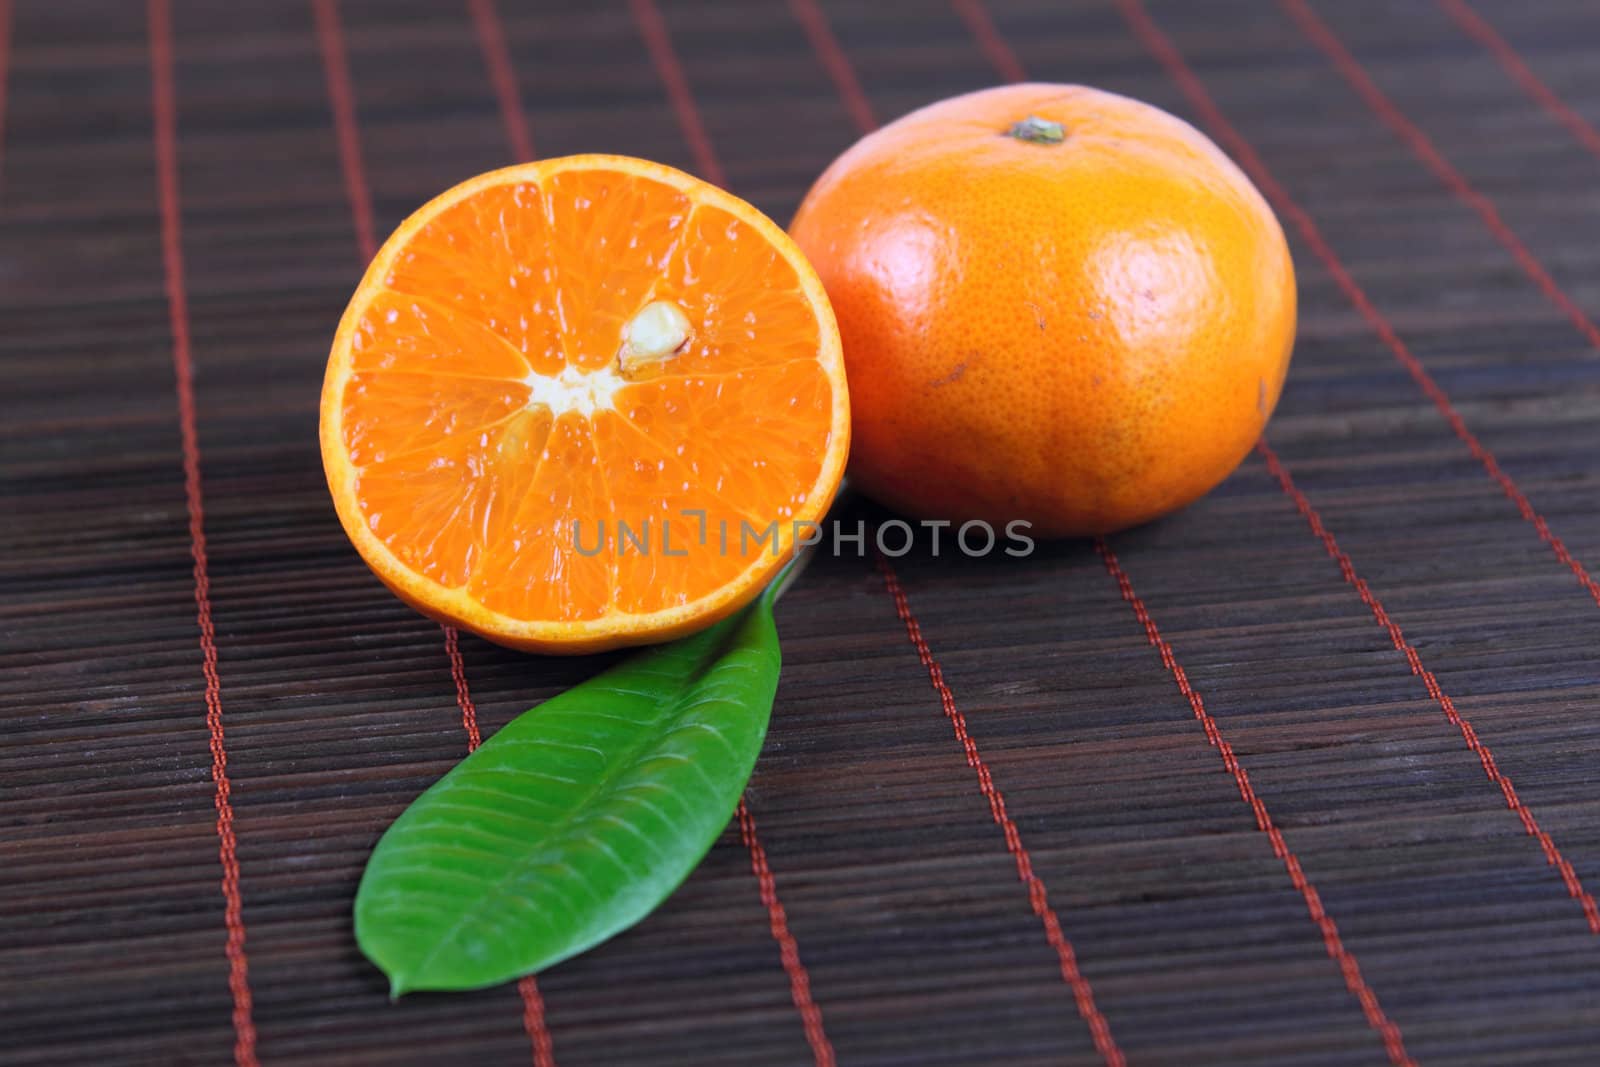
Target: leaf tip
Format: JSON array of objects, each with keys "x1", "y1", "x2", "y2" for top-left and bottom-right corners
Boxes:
[{"x1": 389, "y1": 974, "x2": 410, "y2": 1001}]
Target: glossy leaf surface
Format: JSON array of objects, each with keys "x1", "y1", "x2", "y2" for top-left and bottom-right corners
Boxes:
[{"x1": 355, "y1": 589, "x2": 781, "y2": 993}]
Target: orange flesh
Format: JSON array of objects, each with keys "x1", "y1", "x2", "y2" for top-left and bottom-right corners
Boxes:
[{"x1": 327, "y1": 161, "x2": 844, "y2": 641}]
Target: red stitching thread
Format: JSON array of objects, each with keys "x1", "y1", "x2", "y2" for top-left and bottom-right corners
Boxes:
[
  {"x1": 1115, "y1": 0, "x2": 1600, "y2": 613},
  {"x1": 149, "y1": 2, "x2": 258, "y2": 1062},
  {"x1": 629, "y1": 0, "x2": 726, "y2": 188},
  {"x1": 1281, "y1": 0, "x2": 1600, "y2": 353},
  {"x1": 950, "y1": 0, "x2": 1025, "y2": 84},
  {"x1": 1094, "y1": 541, "x2": 1415, "y2": 1066},
  {"x1": 737, "y1": 801, "x2": 838, "y2": 1067},
  {"x1": 443, "y1": 627, "x2": 484, "y2": 756},
  {"x1": 517, "y1": 977, "x2": 556, "y2": 1067},
  {"x1": 312, "y1": 1, "x2": 556, "y2": 1058},
  {"x1": 443, "y1": 628, "x2": 554, "y2": 1066},
  {"x1": 787, "y1": 0, "x2": 878, "y2": 134},
  {"x1": 1257, "y1": 440, "x2": 1600, "y2": 933},
  {"x1": 1439, "y1": 0, "x2": 1600, "y2": 165},
  {"x1": 468, "y1": 0, "x2": 534, "y2": 163},
  {"x1": 624, "y1": 5, "x2": 839, "y2": 1058},
  {"x1": 311, "y1": 0, "x2": 376, "y2": 263},
  {"x1": 877, "y1": 555, "x2": 1126, "y2": 1067}
]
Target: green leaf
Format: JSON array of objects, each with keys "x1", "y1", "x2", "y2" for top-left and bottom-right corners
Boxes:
[{"x1": 355, "y1": 585, "x2": 782, "y2": 995}]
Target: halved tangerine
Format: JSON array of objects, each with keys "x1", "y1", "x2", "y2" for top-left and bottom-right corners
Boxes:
[{"x1": 321, "y1": 155, "x2": 849, "y2": 653}]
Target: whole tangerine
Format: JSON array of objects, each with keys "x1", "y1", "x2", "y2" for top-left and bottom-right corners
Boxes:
[{"x1": 790, "y1": 83, "x2": 1296, "y2": 536}]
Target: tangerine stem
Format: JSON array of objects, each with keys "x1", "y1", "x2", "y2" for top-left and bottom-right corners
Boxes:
[{"x1": 1006, "y1": 115, "x2": 1065, "y2": 143}]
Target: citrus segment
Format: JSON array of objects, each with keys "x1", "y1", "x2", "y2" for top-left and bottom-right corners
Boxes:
[
  {"x1": 322, "y1": 156, "x2": 849, "y2": 652},
  {"x1": 383, "y1": 182, "x2": 566, "y2": 377}
]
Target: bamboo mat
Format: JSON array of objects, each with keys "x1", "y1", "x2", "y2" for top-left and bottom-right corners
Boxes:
[{"x1": 5, "y1": 0, "x2": 1600, "y2": 1064}]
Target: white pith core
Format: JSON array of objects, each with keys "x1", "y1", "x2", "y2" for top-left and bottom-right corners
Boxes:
[
  {"x1": 521, "y1": 300, "x2": 692, "y2": 417},
  {"x1": 524, "y1": 363, "x2": 625, "y2": 417}
]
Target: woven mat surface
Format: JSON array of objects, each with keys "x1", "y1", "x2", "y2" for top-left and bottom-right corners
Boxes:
[{"x1": 6, "y1": 1, "x2": 1600, "y2": 1064}]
